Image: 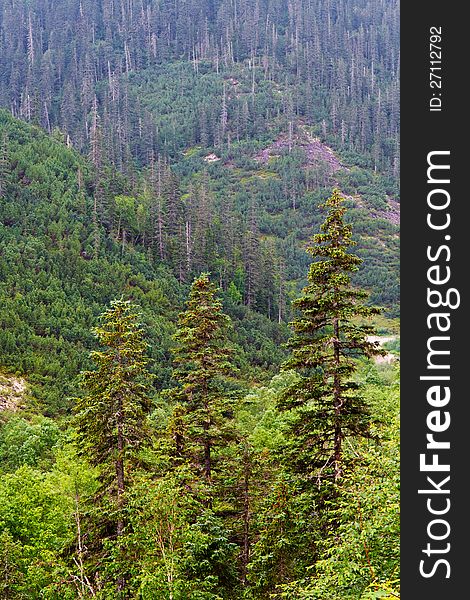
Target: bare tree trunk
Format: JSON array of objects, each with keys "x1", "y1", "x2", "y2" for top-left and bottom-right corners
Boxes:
[{"x1": 73, "y1": 490, "x2": 96, "y2": 597}]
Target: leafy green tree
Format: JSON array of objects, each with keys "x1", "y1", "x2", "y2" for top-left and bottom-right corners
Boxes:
[
  {"x1": 126, "y1": 475, "x2": 190, "y2": 600},
  {"x1": 74, "y1": 299, "x2": 153, "y2": 593},
  {"x1": 170, "y1": 273, "x2": 235, "y2": 494},
  {"x1": 279, "y1": 189, "x2": 384, "y2": 484},
  {"x1": 0, "y1": 529, "x2": 24, "y2": 598},
  {"x1": 247, "y1": 474, "x2": 305, "y2": 595},
  {"x1": 0, "y1": 415, "x2": 61, "y2": 473},
  {"x1": 0, "y1": 464, "x2": 74, "y2": 597},
  {"x1": 125, "y1": 474, "x2": 240, "y2": 600}
]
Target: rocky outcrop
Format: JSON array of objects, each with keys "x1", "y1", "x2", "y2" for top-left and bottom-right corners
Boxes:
[{"x1": 0, "y1": 374, "x2": 27, "y2": 412}]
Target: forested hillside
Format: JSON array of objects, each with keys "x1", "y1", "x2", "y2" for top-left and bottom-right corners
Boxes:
[
  {"x1": 0, "y1": 0, "x2": 399, "y2": 597},
  {"x1": 0, "y1": 0, "x2": 399, "y2": 169},
  {"x1": 0, "y1": 110, "x2": 292, "y2": 413},
  {"x1": 0, "y1": 0, "x2": 399, "y2": 315}
]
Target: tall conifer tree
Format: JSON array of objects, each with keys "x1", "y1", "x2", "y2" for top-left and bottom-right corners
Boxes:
[
  {"x1": 171, "y1": 273, "x2": 235, "y2": 491},
  {"x1": 74, "y1": 299, "x2": 153, "y2": 592},
  {"x1": 280, "y1": 189, "x2": 384, "y2": 484}
]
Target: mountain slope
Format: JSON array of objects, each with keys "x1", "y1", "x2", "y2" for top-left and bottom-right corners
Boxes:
[
  {"x1": 0, "y1": 0, "x2": 399, "y2": 174},
  {"x1": 0, "y1": 111, "x2": 289, "y2": 413}
]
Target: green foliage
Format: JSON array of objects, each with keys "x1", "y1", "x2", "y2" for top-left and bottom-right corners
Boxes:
[
  {"x1": 236, "y1": 372, "x2": 296, "y2": 451},
  {"x1": 0, "y1": 1, "x2": 400, "y2": 595},
  {"x1": 0, "y1": 110, "x2": 292, "y2": 413},
  {"x1": 169, "y1": 274, "x2": 237, "y2": 493},
  {"x1": 73, "y1": 299, "x2": 154, "y2": 594},
  {"x1": 247, "y1": 475, "x2": 316, "y2": 596},
  {"x1": 0, "y1": 466, "x2": 71, "y2": 550},
  {"x1": 271, "y1": 384, "x2": 400, "y2": 599},
  {"x1": 75, "y1": 299, "x2": 153, "y2": 474},
  {"x1": 0, "y1": 415, "x2": 61, "y2": 473},
  {"x1": 0, "y1": 529, "x2": 25, "y2": 598},
  {"x1": 0, "y1": 110, "x2": 184, "y2": 412},
  {"x1": 184, "y1": 511, "x2": 239, "y2": 597},
  {"x1": 280, "y1": 190, "x2": 385, "y2": 483},
  {"x1": 126, "y1": 475, "x2": 193, "y2": 599},
  {"x1": 0, "y1": 444, "x2": 97, "y2": 598}
]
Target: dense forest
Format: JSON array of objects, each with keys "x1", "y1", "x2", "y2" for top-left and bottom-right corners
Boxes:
[{"x1": 0, "y1": 0, "x2": 399, "y2": 598}]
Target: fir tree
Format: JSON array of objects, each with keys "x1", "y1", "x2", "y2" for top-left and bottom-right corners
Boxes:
[
  {"x1": 280, "y1": 189, "x2": 384, "y2": 484},
  {"x1": 170, "y1": 273, "x2": 235, "y2": 493},
  {"x1": 74, "y1": 299, "x2": 153, "y2": 592}
]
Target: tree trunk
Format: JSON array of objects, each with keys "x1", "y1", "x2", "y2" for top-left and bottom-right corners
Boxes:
[
  {"x1": 241, "y1": 444, "x2": 251, "y2": 586},
  {"x1": 203, "y1": 419, "x2": 211, "y2": 483},
  {"x1": 116, "y1": 397, "x2": 126, "y2": 593},
  {"x1": 333, "y1": 317, "x2": 343, "y2": 481}
]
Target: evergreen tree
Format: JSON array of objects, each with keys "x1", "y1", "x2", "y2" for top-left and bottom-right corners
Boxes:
[
  {"x1": 170, "y1": 273, "x2": 235, "y2": 494},
  {"x1": 279, "y1": 189, "x2": 384, "y2": 484},
  {"x1": 74, "y1": 299, "x2": 153, "y2": 593}
]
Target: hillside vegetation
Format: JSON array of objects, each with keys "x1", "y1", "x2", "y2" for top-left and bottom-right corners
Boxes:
[{"x1": 0, "y1": 0, "x2": 399, "y2": 597}]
